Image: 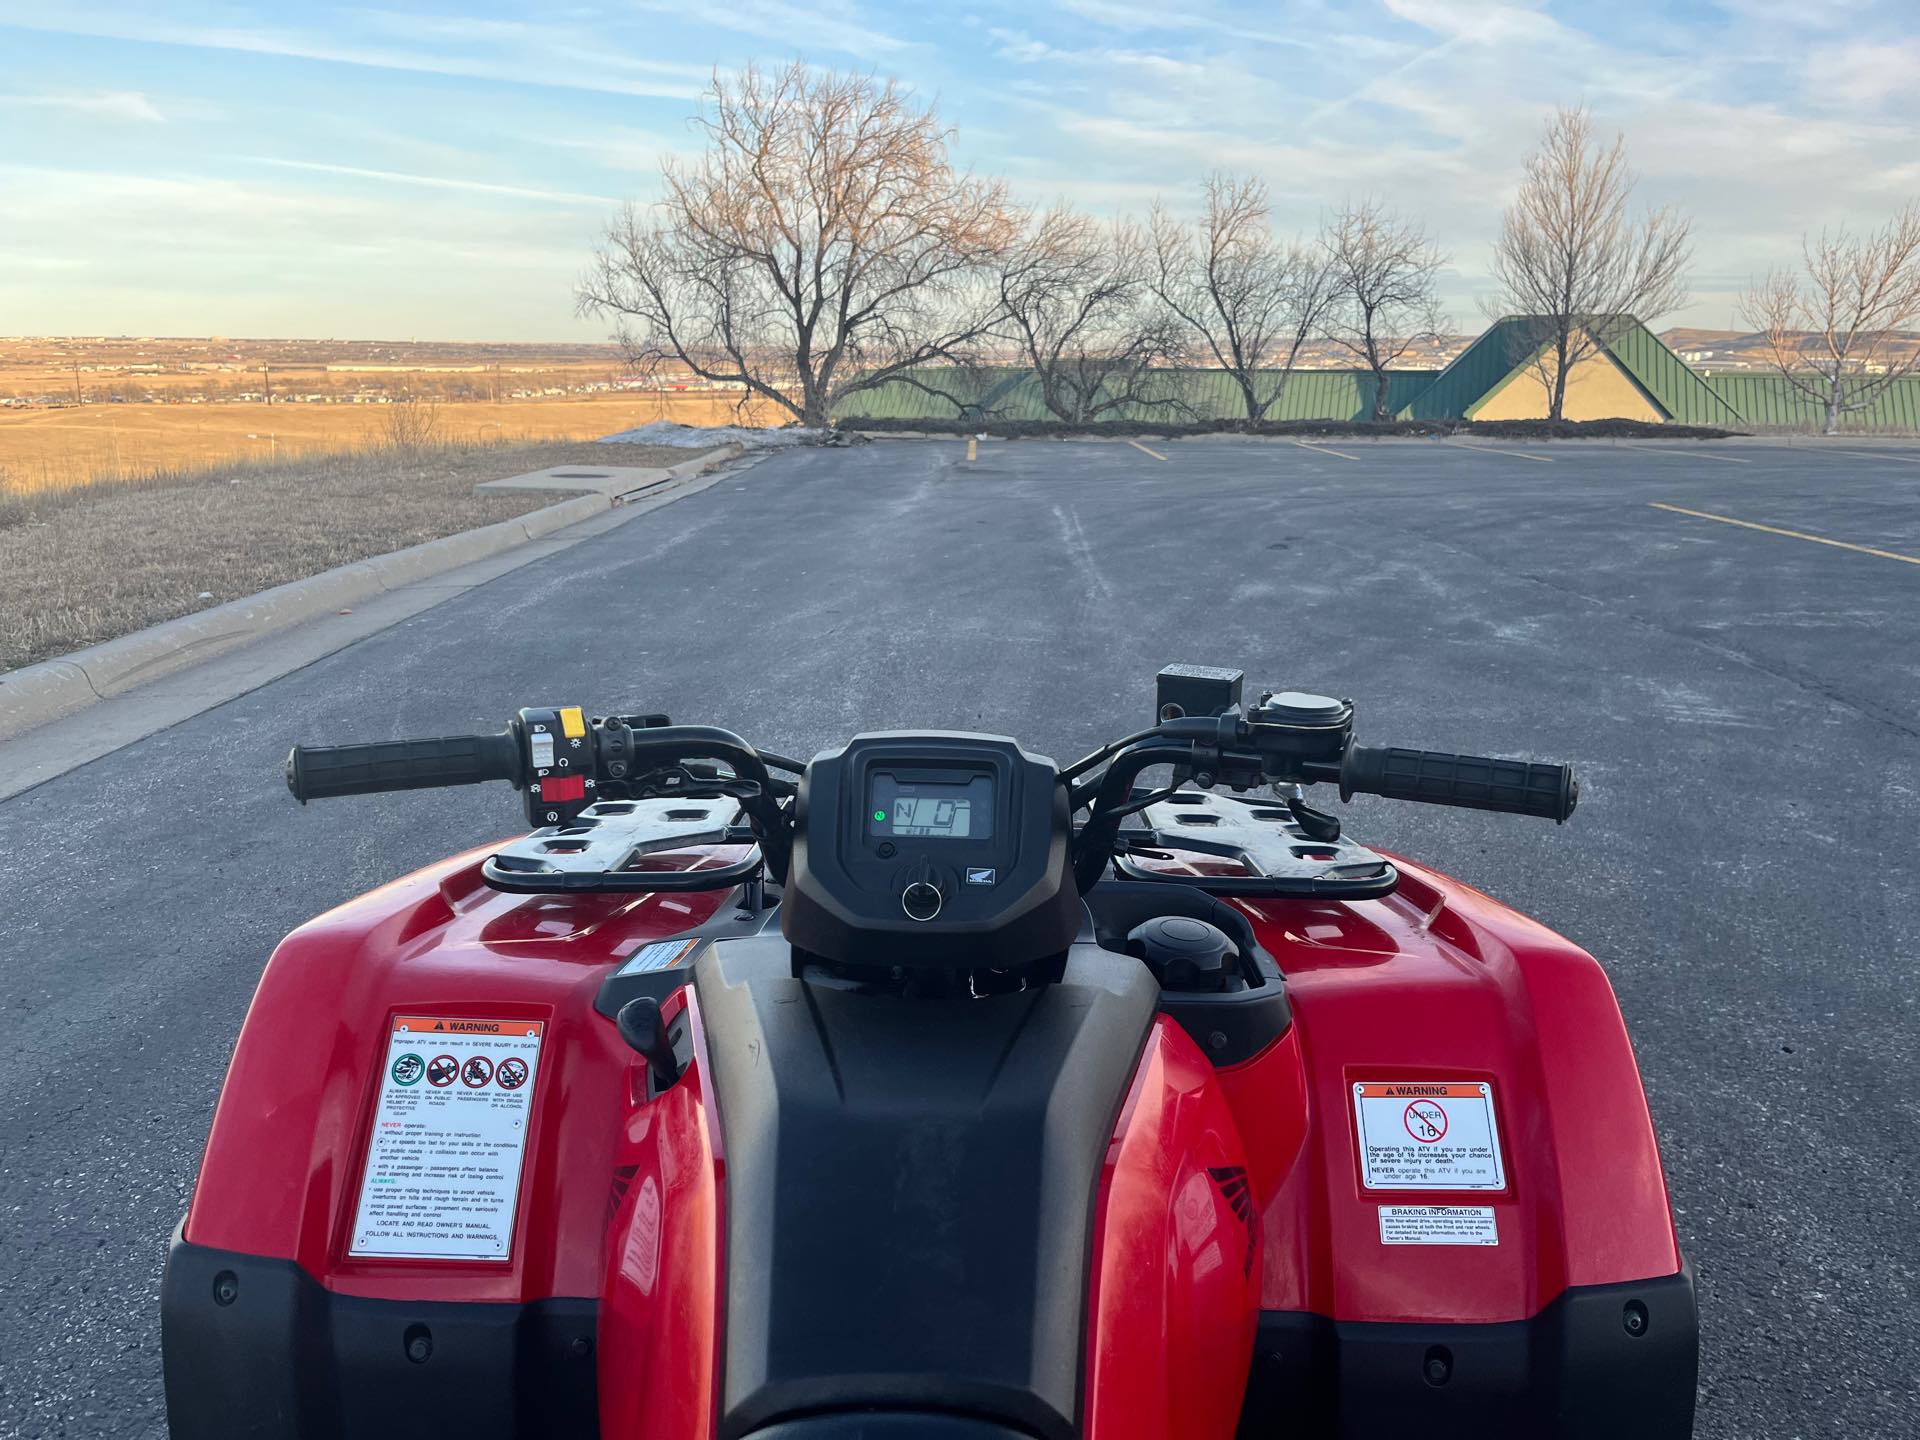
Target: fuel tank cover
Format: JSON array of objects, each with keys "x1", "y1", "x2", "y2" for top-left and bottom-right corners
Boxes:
[{"x1": 1126, "y1": 915, "x2": 1239, "y2": 992}]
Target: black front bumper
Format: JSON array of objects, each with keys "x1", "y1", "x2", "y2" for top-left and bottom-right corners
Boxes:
[
  {"x1": 1237, "y1": 1264, "x2": 1698, "y2": 1439},
  {"x1": 161, "y1": 1223, "x2": 598, "y2": 1439},
  {"x1": 165, "y1": 1224, "x2": 1694, "y2": 1440}
]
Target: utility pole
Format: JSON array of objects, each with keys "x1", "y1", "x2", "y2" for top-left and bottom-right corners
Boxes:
[
  {"x1": 72, "y1": 363, "x2": 82, "y2": 406},
  {"x1": 262, "y1": 365, "x2": 272, "y2": 406}
]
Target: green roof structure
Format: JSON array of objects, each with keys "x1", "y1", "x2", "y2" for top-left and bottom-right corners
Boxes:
[{"x1": 1399, "y1": 316, "x2": 1744, "y2": 426}]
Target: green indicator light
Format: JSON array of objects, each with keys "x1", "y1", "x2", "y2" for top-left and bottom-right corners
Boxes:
[{"x1": 873, "y1": 810, "x2": 887, "y2": 823}]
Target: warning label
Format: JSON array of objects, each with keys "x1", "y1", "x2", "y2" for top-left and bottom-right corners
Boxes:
[
  {"x1": 1353, "y1": 1080, "x2": 1506, "y2": 1191},
  {"x1": 350, "y1": 1016, "x2": 544, "y2": 1261},
  {"x1": 616, "y1": 937, "x2": 702, "y2": 976},
  {"x1": 1378, "y1": 1205, "x2": 1499, "y2": 1246}
]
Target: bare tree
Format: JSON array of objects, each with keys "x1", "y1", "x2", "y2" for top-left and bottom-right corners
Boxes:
[
  {"x1": 1320, "y1": 199, "x2": 1447, "y2": 422},
  {"x1": 1488, "y1": 106, "x2": 1692, "y2": 420},
  {"x1": 1149, "y1": 174, "x2": 1338, "y2": 422},
  {"x1": 377, "y1": 390, "x2": 443, "y2": 453},
  {"x1": 1740, "y1": 204, "x2": 1920, "y2": 434},
  {"x1": 578, "y1": 62, "x2": 1018, "y2": 427},
  {"x1": 998, "y1": 205, "x2": 1188, "y2": 425}
]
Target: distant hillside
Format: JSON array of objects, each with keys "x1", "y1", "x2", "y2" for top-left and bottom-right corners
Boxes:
[{"x1": 1658, "y1": 326, "x2": 1920, "y2": 371}]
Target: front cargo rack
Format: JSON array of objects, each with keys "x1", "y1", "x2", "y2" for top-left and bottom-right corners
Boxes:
[
  {"x1": 1111, "y1": 788, "x2": 1397, "y2": 899},
  {"x1": 483, "y1": 797, "x2": 763, "y2": 893}
]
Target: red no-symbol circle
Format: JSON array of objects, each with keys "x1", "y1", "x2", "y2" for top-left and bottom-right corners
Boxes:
[
  {"x1": 426, "y1": 1055, "x2": 459, "y2": 1088},
  {"x1": 461, "y1": 1055, "x2": 495, "y2": 1089},
  {"x1": 1404, "y1": 1099, "x2": 1448, "y2": 1143}
]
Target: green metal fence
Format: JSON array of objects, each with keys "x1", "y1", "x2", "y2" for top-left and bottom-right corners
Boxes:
[
  {"x1": 1702, "y1": 374, "x2": 1920, "y2": 432},
  {"x1": 834, "y1": 355, "x2": 1920, "y2": 432},
  {"x1": 836, "y1": 366, "x2": 1441, "y2": 423}
]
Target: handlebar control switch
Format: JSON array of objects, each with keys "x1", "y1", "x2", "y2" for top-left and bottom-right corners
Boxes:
[{"x1": 518, "y1": 706, "x2": 596, "y2": 827}]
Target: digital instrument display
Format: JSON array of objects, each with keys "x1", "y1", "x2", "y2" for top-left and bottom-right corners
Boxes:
[{"x1": 869, "y1": 773, "x2": 994, "y2": 840}]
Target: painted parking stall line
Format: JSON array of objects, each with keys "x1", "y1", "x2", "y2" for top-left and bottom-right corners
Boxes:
[
  {"x1": 1353, "y1": 1080, "x2": 1506, "y2": 1191},
  {"x1": 1825, "y1": 448, "x2": 1920, "y2": 467},
  {"x1": 1291, "y1": 439, "x2": 1360, "y2": 461},
  {"x1": 351, "y1": 1015, "x2": 545, "y2": 1261},
  {"x1": 1650, "y1": 502, "x2": 1920, "y2": 565},
  {"x1": 1453, "y1": 443, "x2": 1554, "y2": 464},
  {"x1": 1620, "y1": 443, "x2": 1750, "y2": 465}
]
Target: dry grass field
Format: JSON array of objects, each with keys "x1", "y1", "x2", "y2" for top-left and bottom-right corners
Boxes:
[
  {"x1": 0, "y1": 391, "x2": 768, "y2": 498},
  {"x1": 0, "y1": 438, "x2": 710, "y2": 672}
]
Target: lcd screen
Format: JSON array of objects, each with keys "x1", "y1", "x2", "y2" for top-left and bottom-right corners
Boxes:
[{"x1": 869, "y1": 773, "x2": 994, "y2": 839}]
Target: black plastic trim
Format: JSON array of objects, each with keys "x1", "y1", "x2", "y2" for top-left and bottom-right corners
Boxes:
[
  {"x1": 1083, "y1": 880, "x2": 1293, "y2": 1066},
  {"x1": 696, "y1": 935, "x2": 1159, "y2": 1440},
  {"x1": 1236, "y1": 1265, "x2": 1698, "y2": 1439},
  {"x1": 591, "y1": 885, "x2": 783, "y2": 1020},
  {"x1": 744, "y1": 1416, "x2": 1034, "y2": 1439},
  {"x1": 161, "y1": 1225, "x2": 598, "y2": 1439}
]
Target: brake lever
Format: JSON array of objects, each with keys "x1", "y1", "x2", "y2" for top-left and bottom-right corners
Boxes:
[
  {"x1": 629, "y1": 764, "x2": 765, "y2": 803},
  {"x1": 1281, "y1": 786, "x2": 1342, "y2": 843}
]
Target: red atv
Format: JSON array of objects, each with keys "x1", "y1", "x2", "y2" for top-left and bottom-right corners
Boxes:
[{"x1": 162, "y1": 665, "x2": 1696, "y2": 1439}]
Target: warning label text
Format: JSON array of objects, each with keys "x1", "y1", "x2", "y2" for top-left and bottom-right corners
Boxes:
[
  {"x1": 1378, "y1": 1205, "x2": 1500, "y2": 1246},
  {"x1": 350, "y1": 1015, "x2": 544, "y2": 1261},
  {"x1": 1353, "y1": 1079, "x2": 1506, "y2": 1191}
]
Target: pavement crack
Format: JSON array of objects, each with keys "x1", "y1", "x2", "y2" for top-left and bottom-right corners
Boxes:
[{"x1": 1488, "y1": 557, "x2": 1920, "y2": 744}]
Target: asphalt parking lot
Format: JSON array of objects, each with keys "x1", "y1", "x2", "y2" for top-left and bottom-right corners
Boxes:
[{"x1": 1, "y1": 435, "x2": 1916, "y2": 1437}]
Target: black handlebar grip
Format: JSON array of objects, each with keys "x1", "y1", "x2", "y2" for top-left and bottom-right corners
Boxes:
[
  {"x1": 1339, "y1": 745, "x2": 1578, "y2": 822},
  {"x1": 286, "y1": 731, "x2": 523, "y2": 802}
]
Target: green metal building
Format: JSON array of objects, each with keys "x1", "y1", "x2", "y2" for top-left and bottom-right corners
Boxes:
[{"x1": 835, "y1": 316, "x2": 1920, "y2": 432}]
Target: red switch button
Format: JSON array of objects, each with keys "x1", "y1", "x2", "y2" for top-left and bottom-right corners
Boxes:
[{"x1": 539, "y1": 774, "x2": 586, "y2": 803}]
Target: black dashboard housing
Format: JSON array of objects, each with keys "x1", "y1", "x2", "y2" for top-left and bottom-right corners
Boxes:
[{"x1": 780, "y1": 732, "x2": 1082, "y2": 971}]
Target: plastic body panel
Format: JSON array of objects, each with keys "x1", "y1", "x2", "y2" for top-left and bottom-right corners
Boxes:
[
  {"x1": 1222, "y1": 852, "x2": 1683, "y2": 1326},
  {"x1": 166, "y1": 834, "x2": 1690, "y2": 1440},
  {"x1": 1083, "y1": 1017, "x2": 1263, "y2": 1440},
  {"x1": 180, "y1": 844, "x2": 736, "y2": 1304},
  {"x1": 599, "y1": 987, "x2": 724, "y2": 1440}
]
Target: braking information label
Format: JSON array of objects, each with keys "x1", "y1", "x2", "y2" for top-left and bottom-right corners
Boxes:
[
  {"x1": 1378, "y1": 1205, "x2": 1499, "y2": 1246},
  {"x1": 1352, "y1": 1080, "x2": 1506, "y2": 1191},
  {"x1": 351, "y1": 1016, "x2": 544, "y2": 1261}
]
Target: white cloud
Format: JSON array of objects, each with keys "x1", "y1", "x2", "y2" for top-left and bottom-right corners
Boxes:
[
  {"x1": 625, "y1": 0, "x2": 910, "y2": 58},
  {"x1": 0, "y1": 163, "x2": 607, "y2": 338},
  {"x1": 0, "y1": 7, "x2": 706, "y2": 100},
  {"x1": 0, "y1": 89, "x2": 166, "y2": 122},
  {"x1": 1803, "y1": 39, "x2": 1920, "y2": 110},
  {"x1": 240, "y1": 157, "x2": 614, "y2": 206}
]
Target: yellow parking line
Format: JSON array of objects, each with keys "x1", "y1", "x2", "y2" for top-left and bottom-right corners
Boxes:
[
  {"x1": 1291, "y1": 439, "x2": 1359, "y2": 461},
  {"x1": 1126, "y1": 439, "x2": 1168, "y2": 461},
  {"x1": 1621, "y1": 443, "x2": 1750, "y2": 465},
  {"x1": 1824, "y1": 448, "x2": 1920, "y2": 466},
  {"x1": 966, "y1": 437, "x2": 977, "y2": 462},
  {"x1": 1456, "y1": 443, "x2": 1554, "y2": 463},
  {"x1": 1650, "y1": 503, "x2": 1920, "y2": 565}
]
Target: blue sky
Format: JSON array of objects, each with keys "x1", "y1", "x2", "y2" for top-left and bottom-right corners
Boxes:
[{"x1": 1, "y1": 0, "x2": 1916, "y2": 340}]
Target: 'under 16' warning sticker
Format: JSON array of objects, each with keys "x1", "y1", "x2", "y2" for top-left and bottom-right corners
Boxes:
[
  {"x1": 1353, "y1": 1080, "x2": 1505, "y2": 1191},
  {"x1": 351, "y1": 1016, "x2": 545, "y2": 1261}
]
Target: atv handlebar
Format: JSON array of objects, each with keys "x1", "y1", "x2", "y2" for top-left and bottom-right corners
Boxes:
[
  {"x1": 286, "y1": 732, "x2": 522, "y2": 802},
  {"x1": 1333, "y1": 745, "x2": 1578, "y2": 823},
  {"x1": 281, "y1": 679, "x2": 1580, "y2": 900}
]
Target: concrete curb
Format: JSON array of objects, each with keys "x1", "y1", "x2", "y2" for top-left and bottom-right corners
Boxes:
[
  {"x1": 0, "y1": 449, "x2": 739, "y2": 744},
  {"x1": 666, "y1": 442, "x2": 744, "y2": 477}
]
